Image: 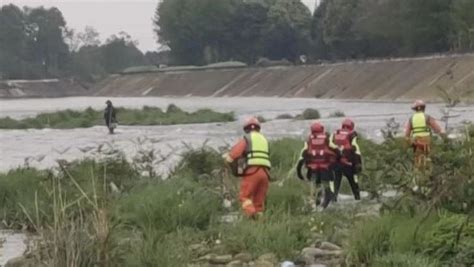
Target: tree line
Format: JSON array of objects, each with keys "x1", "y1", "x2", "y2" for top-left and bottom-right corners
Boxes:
[
  {"x1": 1, "y1": 0, "x2": 474, "y2": 81},
  {"x1": 155, "y1": 0, "x2": 474, "y2": 65},
  {"x1": 0, "y1": 4, "x2": 153, "y2": 81}
]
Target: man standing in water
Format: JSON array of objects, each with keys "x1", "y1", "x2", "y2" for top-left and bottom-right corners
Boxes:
[{"x1": 104, "y1": 100, "x2": 117, "y2": 134}]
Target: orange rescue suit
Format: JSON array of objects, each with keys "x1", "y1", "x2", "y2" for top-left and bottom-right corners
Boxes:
[{"x1": 228, "y1": 138, "x2": 270, "y2": 217}]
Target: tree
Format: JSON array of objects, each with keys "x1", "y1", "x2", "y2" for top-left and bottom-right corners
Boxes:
[
  {"x1": 0, "y1": 4, "x2": 28, "y2": 78},
  {"x1": 71, "y1": 45, "x2": 105, "y2": 82},
  {"x1": 263, "y1": 0, "x2": 312, "y2": 61},
  {"x1": 24, "y1": 6, "x2": 70, "y2": 77},
  {"x1": 101, "y1": 32, "x2": 145, "y2": 73},
  {"x1": 451, "y1": 0, "x2": 474, "y2": 51},
  {"x1": 78, "y1": 26, "x2": 101, "y2": 48},
  {"x1": 312, "y1": 0, "x2": 458, "y2": 59},
  {"x1": 227, "y1": 2, "x2": 268, "y2": 63},
  {"x1": 311, "y1": 0, "x2": 362, "y2": 59},
  {"x1": 154, "y1": 0, "x2": 239, "y2": 65},
  {"x1": 398, "y1": 0, "x2": 454, "y2": 55}
]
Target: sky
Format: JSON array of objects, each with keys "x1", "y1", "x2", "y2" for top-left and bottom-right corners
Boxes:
[{"x1": 2, "y1": 0, "x2": 317, "y2": 52}]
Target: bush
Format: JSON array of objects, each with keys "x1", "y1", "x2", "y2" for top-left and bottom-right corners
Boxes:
[
  {"x1": 166, "y1": 103, "x2": 183, "y2": 113},
  {"x1": 256, "y1": 115, "x2": 267, "y2": 123},
  {"x1": 175, "y1": 147, "x2": 222, "y2": 178},
  {"x1": 276, "y1": 114, "x2": 294, "y2": 120},
  {"x1": 467, "y1": 124, "x2": 474, "y2": 137},
  {"x1": 329, "y1": 110, "x2": 345, "y2": 118},
  {"x1": 421, "y1": 213, "x2": 474, "y2": 265},
  {"x1": 297, "y1": 108, "x2": 320, "y2": 120}
]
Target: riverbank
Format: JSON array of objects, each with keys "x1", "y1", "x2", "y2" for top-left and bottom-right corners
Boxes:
[{"x1": 0, "y1": 133, "x2": 472, "y2": 266}]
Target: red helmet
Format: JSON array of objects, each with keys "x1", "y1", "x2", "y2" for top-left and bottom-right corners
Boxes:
[
  {"x1": 342, "y1": 118, "x2": 355, "y2": 131},
  {"x1": 243, "y1": 116, "x2": 261, "y2": 131},
  {"x1": 310, "y1": 122, "x2": 324, "y2": 133},
  {"x1": 412, "y1": 99, "x2": 426, "y2": 110}
]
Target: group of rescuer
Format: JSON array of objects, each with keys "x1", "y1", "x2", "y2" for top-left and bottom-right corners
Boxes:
[{"x1": 223, "y1": 100, "x2": 444, "y2": 219}]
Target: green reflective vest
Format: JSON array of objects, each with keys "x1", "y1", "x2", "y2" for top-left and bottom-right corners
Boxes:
[
  {"x1": 411, "y1": 112, "x2": 431, "y2": 137},
  {"x1": 245, "y1": 132, "x2": 271, "y2": 168}
]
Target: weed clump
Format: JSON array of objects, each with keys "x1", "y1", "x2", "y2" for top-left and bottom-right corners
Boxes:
[
  {"x1": 296, "y1": 108, "x2": 320, "y2": 120},
  {"x1": 256, "y1": 115, "x2": 267, "y2": 123},
  {"x1": 275, "y1": 113, "x2": 294, "y2": 120},
  {"x1": 347, "y1": 212, "x2": 474, "y2": 266},
  {"x1": 176, "y1": 147, "x2": 222, "y2": 177},
  {"x1": 329, "y1": 110, "x2": 345, "y2": 118},
  {"x1": 117, "y1": 178, "x2": 221, "y2": 235}
]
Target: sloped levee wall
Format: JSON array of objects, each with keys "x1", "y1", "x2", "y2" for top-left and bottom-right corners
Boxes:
[
  {"x1": 0, "y1": 79, "x2": 90, "y2": 98},
  {"x1": 95, "y1": 54, "x2": 474, "y2": 101}
]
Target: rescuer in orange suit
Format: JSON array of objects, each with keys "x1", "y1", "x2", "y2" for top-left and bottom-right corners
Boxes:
[
  {"x1": 405, "y1": 100, "x2": 444, "y2": 170},
  {"x1": 223, "y1": 117, "x2": 271, "y2": 218}
]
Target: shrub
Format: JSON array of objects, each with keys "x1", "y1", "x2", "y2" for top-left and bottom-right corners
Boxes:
[
  {"x1": 175, "y1": 147, "x2": 222, "y2": 178},
  {"x1": 297, "y1": 108, "x2": 320, "y2": 120},
  {"x1": 256, "y1": 115, "x2": 267, "y2": 123},
  {"x1": 421, "y1": 213, "x2": 474, "y2": 265},
  {"x1": 166, "y1": 103, "x2": 183, "y2": 113},
  {"x1": 467, "y1": 123, "x2": 474, "y2": 137},
  {"x1": 276, "y1": 113, "x2": 294, "y2": 119},
  {"x1": 329, "y1": 110, "x2": 345, "y2": 118}
]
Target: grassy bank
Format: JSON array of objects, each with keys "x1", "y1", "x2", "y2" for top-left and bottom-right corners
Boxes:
[
  {"x1": 0, "y1": 104, "x2": 235, "y2": 129},
  {"x1": 0, "y1": 129, "x2": 472, "y2": 266}
]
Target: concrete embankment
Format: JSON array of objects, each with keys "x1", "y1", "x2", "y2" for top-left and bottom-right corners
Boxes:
[
  {"x1": 0, "y1": 79, "x2": 90, "y2": 98},
  {"x1": 94, "y1": 54, "x2": 474, "y2": 101}
]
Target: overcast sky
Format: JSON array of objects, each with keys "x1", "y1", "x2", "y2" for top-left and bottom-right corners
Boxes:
[{"x1": 2, "y1": 0, "x2": 317, "y2": 52}]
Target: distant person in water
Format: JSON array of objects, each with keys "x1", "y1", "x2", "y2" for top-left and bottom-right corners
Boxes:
[{"x1": 104, "y1": 100, "x2": 117, "y2": 134}]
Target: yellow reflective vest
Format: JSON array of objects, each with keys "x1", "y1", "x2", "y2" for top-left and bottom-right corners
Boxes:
[
  {"x1": 411, "y1": 112, "x2": 431, "y2": 137},
  {"x1": 245, "y1": 132, "x2": 271, "y2": 168}
]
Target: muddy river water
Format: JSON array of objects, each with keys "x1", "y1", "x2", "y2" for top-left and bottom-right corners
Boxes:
[{"x1": 1, "y1": 97, "x2": 473, "y2": 173}]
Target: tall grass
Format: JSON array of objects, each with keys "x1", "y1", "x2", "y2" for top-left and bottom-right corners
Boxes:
[
  {"x1": 0, "y1": 105, "x2": 235, "y2": 129},
  {"x1": 215, "y1": 212, "x2": 312, "y2": 259},
  {"x1": 116, "y1": 178, "x2": 221, "y2": 235},
  {"x1": 269, "y1": 138, "x2": 302, "y2": 180},
  {"x1": 13, "y1": 160, "x2": 129, "y2": 266},
  {"x1": 0, "y1": 168, "x2": 49, "y2": 228},
  {"x1": 347, "y1": 212, "x2": 474, "y2": 266}
]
